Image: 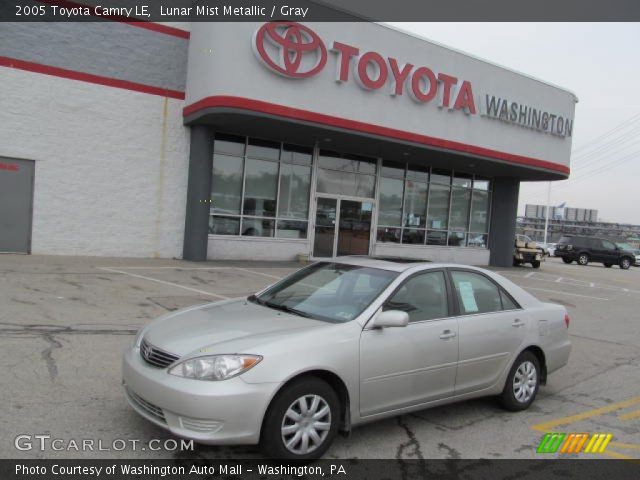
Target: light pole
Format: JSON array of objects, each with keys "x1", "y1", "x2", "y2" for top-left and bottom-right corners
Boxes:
[{"x1": 543, "y1": 181, "x2": 551, "y2": 245}]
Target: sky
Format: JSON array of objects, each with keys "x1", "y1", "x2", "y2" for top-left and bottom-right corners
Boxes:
[{"x1": 388, "y1": 23, "x2": 640, "y2": 224}]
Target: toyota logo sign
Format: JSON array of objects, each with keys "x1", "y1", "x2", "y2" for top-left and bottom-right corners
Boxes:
[{"x1": 253, "y1": 22, "x2": 327, "y2": 78}]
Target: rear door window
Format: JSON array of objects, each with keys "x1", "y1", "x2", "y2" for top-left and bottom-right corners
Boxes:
[{"x1": 450, "y1": 271, "x2": 503, "y2": 315}]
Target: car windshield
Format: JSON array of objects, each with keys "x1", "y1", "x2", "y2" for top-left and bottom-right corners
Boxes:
[{"x1": 251, "y1": 262, "x2": 398, "y2": 323}]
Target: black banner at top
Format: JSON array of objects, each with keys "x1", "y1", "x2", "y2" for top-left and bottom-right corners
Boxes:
[{"x1": 2, "y1": 0, "x2": 640, "y2": 22}]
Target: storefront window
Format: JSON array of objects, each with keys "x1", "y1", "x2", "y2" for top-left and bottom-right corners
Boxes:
[
  {"x1": 404, "y1": 180, "x2": 427, "y2": 227},
  {"x1": 470, "y1": 189, "x2": 490, "y2": 233},
  {"x1": 377, "y1": 164, "x2": 491, "y2": 248},
  {"x1": 210, "y1": 134, "x2": 312, "y2": 239},
  {"x1": 449, "y1": 186, "x2": 471, "y2": 231},
  {"x1": 426, "y1": 230, "x2": 447, "y2": 246},
  {"x1": 377, "y1": 227, "x2": 401, "y2": 243},
  {"x1": 278, "y1": 163, "x2": 311, "y2": 220},
  {"x1": 427, "y1": 183, "x2": 450, "y2": 230},
  {"x1": 211, "y1": 154, "x2": 243, "y2": 215},
  {"x1": 276, "y1": 220, "x2": 308, "y2": 239},
  {"x1": 378, "y1": 177, "x2": 404, "y2": 227},
  {"x1": 209, "y1": 216, "x2": 240, "y2": 236},
  {"x1": 241, "y1": 217, "x2": 275, "y2": 237},
  {"x1": 317, "y1": 151, "x2": 377, "y2": 197},
  {"x1": 402, "y1": 229, "x2": 426, "y2": 244},
  {"x1": 243, "y1": 158, "x2": 278, "y2": 217}
]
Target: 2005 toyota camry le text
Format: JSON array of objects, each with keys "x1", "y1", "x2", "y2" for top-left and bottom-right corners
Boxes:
[{"x1": 122, "y1": 257, "x2": 571, "y2": 459}]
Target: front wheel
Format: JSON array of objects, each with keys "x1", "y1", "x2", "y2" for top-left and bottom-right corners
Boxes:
[
  {"x1": 562, "y1": 258, "x2": 572, "y2": 264},
  {"x1": 604, "y1": 263, "x2": 612, "y2": 268},
  {"x1": 261, "y1": 377, "x2": 339, "y2": 460},
  {"x1": 531, "y1": 261, "x2": 541, "y2": 269},
  {"x1": 578, "y1": 253, "x2": 589, "y2": 266},
  {"x1": 500, "y1": 351, "x2": 540, "y2": 411},
  {"x1": 620, "y1": 257, "x2": 632, "y2": 270}
]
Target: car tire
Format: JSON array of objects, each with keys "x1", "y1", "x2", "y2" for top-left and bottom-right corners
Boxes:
[
  {"x1": 261, "y1": 377, "x2": 339, "y2": 460},
  {"x1": 604, "y1": 263, "x2": 612, "y2": 268},
  {"x1": 577, "y1": 253, "x2": 589, "y2": 266},
  {"x1": 531, "y1": 261, "x2": 541, "y2": 269},
  {"x1": 620, "y1": 257, "x2": 632, "y2": 270},
  {"x1": 562, "y1": 258, "x2": 572, "y2": 264},
  {"x1": 500, "y1": 351, "x2": 541, "y2": 412},
  {"x1": 513, "y1": 259, "x2": 521, "y2": 267}
]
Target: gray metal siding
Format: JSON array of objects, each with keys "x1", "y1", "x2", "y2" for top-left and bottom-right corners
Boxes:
[{"x1": 0, "y1": 22, "x2": 188, "y2": 92}]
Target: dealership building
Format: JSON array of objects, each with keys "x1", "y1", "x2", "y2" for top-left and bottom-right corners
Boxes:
[{"x1": 0, "y1": 20, "x2": 576, "y2": 266}]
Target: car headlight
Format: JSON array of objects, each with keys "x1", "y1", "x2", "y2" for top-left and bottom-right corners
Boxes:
[{"x1": 168, "y1": 355, "x2": 262, "y2": 381}]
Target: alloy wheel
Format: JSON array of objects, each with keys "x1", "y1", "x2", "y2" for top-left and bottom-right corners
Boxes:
[
  {"x1": 513, "y1": 361, "x2": 537, "y2": 403},
  {"x1": 281, "y1": 394, "x2": 331, "y2": 455}
]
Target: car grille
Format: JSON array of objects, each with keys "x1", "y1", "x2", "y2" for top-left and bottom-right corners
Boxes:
[
  {"x1": 140, "y1": 338, "x2": 180, "y2": 368},
  {"x1": 126, "y1": 387, "x2": 166, "y2": 423}
]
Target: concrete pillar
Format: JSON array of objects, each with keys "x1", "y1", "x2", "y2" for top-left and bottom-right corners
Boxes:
[
  {"x1": 489, "y1": 178, "x2": 520, "y2": 267},
  {"x1": 182, "y1": 125, "x2": 213, "y2": 261}
]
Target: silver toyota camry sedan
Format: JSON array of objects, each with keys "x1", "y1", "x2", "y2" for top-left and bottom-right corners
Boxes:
[{"x1": 122, "y1": 257, "x2": 571, "y2": 459}]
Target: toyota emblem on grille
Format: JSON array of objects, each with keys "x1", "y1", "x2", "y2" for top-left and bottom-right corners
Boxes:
[
  {"x1": 141, "y1": 340, "x2": 151, "y2": 359},
  {"x1": 253, "y1": 22, "x2": 327, "y2": 78}
]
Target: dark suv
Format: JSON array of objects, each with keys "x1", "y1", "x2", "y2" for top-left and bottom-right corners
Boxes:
[{"x1": 555, "y1": 235, "x2": 635, "y2": 269}]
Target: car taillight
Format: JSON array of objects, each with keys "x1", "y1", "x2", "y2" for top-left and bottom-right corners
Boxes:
[{"x1": 564, "y1": 313, "x2": 570, "y2": 328}]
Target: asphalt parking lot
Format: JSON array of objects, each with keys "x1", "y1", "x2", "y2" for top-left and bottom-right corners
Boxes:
[{"x1": 1, "y1": 254, "x2": 639, "y2": 460}]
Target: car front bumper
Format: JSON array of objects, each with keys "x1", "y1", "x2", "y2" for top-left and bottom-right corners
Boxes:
[{"x1": 122, "y1": 346, "x2": 280, "y2": 445}]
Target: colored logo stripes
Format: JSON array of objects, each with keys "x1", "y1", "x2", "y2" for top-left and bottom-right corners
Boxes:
[{"x1": 537, "y1": 433, "x2": 612, "y2": 454}]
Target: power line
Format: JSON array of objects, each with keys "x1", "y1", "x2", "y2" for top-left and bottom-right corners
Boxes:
[{"x1": 570, "y1": 112, "x2": 640, "y2": 155}]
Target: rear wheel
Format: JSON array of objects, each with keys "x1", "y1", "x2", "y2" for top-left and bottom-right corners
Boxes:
[
  {"x1": 604, "y1": 263, "x2": 612, "y2": 268},
  {"x1": 261, "y1": 377, "x2": 339, "y2": 460},
  {"x1": 620, "y1": 257, "x2": 632, "y2": 270},
  {"x1": 500, "y1": 351, "x2": 540, "y2": 411},
  {"x1": 531, "y1": 261, "x2": 541, "y2": 269},
  {"x1": 578, "y1": 253, "x2": 589, "y2": 266},
  {"x1": 562, "y1": 258, "x2": 572, "y2": 264}
]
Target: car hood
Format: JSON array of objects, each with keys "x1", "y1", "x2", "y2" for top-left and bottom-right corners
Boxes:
[{"x1": 143, "y1": 298, "x2": 329, "y2": 356}]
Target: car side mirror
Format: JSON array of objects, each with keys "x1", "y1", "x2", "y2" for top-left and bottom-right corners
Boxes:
[{"x1": 372, "y1": 310, "x2": 409, "y2": 328}]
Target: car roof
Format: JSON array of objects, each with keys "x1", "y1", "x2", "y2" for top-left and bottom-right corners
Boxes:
[{"x1": 318, "y1": 256, "x2": 479, "y2": 273}]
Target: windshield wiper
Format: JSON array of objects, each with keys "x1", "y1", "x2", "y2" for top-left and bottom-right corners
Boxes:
[{"x1": 264, "y1": 301, "x2": 313, "y2": 319}]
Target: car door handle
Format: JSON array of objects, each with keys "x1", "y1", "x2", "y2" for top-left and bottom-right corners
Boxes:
[
  {"x1": 439, "y1": 330, "x2": 457, "y2": 339},
  {"x1": 512, "y1": 319, "x2": 526, "y2": 327}
]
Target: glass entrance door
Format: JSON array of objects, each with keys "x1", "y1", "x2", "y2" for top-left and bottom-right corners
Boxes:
[{"x1": 312, "y1": 197, "x2": 373, "y2": 258}]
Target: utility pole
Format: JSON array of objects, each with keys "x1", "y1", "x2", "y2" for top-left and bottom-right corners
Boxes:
[{"x1": 543, "y1": 181, "x2": 551, "y2": 244}]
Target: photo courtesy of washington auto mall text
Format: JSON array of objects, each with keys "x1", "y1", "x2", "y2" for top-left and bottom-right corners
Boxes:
[{"x1": 2, "y1": 0, "x2": 640, "y2": 479}]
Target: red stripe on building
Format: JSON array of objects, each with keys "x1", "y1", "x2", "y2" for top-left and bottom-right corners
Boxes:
[
  {"x1": 183, "y1": 96, "x2": 570, "y2": 176},
  {"x1": 0, "y1": 56, "x2": 185, "y2": 100},
  {"x1": 37, "y1": 0, "x2": 190, "y2": 39}
]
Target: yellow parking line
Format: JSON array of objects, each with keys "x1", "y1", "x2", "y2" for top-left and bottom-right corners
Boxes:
[
  {"x1": 601, "y1": 449, "x2": 636, "y2": 460},
  {"x1": 610, "y1": 442, "x2": 640, "y2": 451},
  {"x1": 619, "y1": 409, "x2": 640, "y2": 421},
  {"x1": 531, "y1": 396, "x2": 640, "y2": 431}
]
